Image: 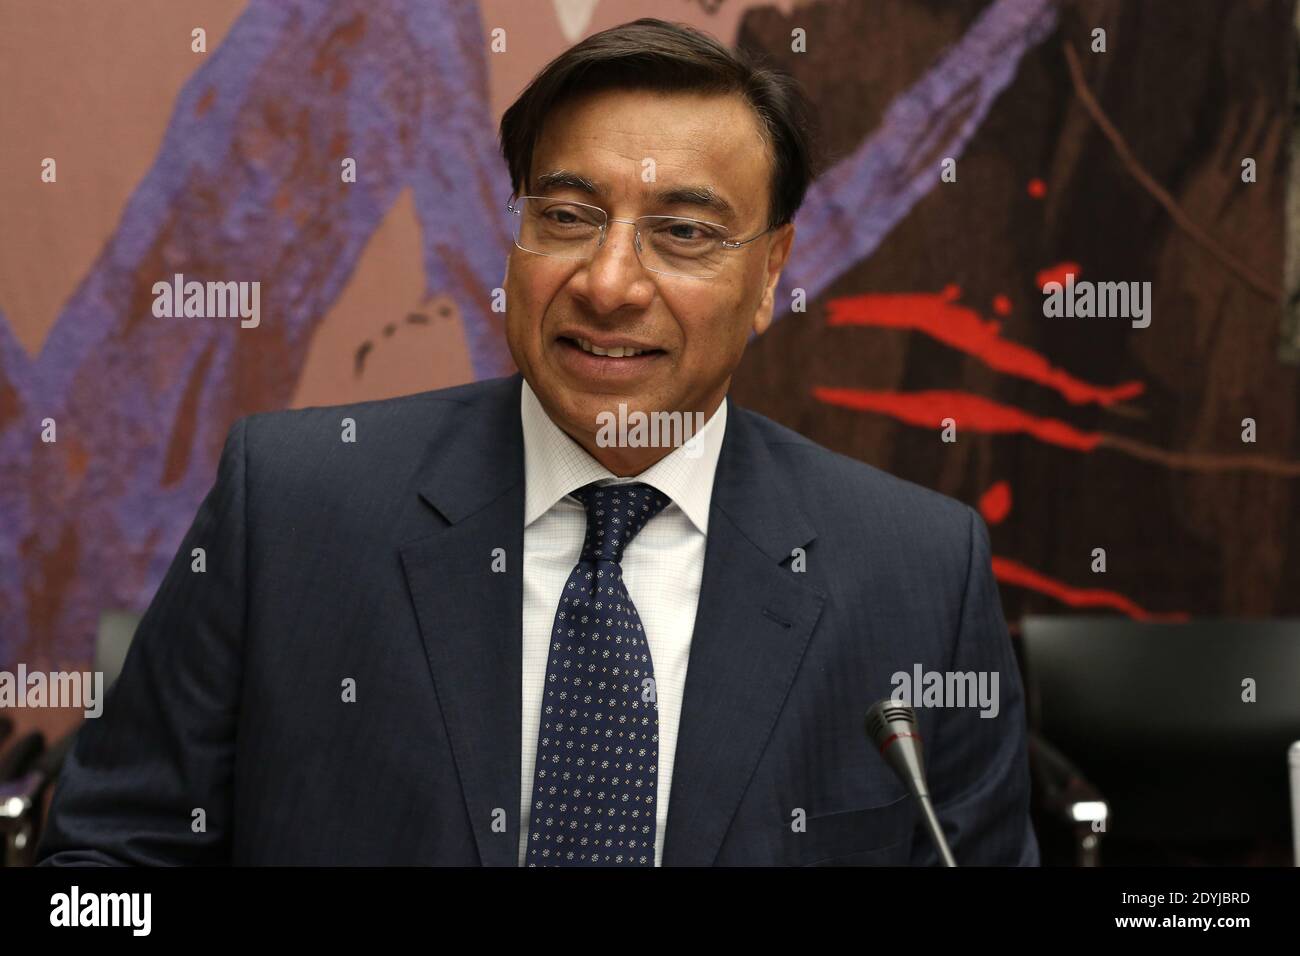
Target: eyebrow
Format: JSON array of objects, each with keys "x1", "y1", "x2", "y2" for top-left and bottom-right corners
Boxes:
[{"x1": 531, "y1": 168, "x2": 739, "y2": 222}]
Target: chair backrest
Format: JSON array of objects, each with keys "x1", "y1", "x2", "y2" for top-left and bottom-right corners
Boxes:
[{"x1": 1019, "y1": 616, "x2": 1300, "y2": 844}]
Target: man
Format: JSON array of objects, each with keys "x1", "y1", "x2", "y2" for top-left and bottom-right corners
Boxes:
[{"x1": 39, "y1": 18, "x2": 1037, "y2": 866}]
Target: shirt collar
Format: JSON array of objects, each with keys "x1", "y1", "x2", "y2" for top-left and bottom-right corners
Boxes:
[{"x1": 521, "y1": 377, "x2": 727, "y2": 535}]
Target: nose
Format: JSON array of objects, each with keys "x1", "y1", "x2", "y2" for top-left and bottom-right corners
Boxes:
[{"x1": 576, "y1": 218, "x2": 654, "y2": 313}]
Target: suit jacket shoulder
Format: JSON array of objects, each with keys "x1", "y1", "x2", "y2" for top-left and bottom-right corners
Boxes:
[
  {"x1": 732, "y1": 403, "x2": 981, "y2": 579},
  {"x1": 233, "y1": 375, "x2": 521, "y2": 524}
]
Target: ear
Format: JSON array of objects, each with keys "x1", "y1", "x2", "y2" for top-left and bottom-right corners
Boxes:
[{"x1": 751, "y1": 223, "x2": 796, "y2": 337}]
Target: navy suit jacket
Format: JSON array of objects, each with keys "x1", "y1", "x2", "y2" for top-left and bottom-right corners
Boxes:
[{"x1": 39, "y1": 373, "x2": 1038, "y2": 866}]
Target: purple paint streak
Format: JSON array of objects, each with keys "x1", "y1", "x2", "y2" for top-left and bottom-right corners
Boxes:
[
  {"x1": 0, "y1": 0, "x2": 1057, "y2": 663},
  {"x1": 775, "y1": 0, "x2": 1058, "y2": 312}
]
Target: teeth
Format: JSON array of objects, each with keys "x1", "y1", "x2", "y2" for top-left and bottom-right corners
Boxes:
[{"x1": 577, "y1": 338, "x2": 644, "y2": 357}]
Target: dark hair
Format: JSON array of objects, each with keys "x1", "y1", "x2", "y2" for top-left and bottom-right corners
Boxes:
[{"x1": 498, "y1": 17, "x2": 818, "y2": 230}]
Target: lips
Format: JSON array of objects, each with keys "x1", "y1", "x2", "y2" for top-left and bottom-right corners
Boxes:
[
  {"x1": 553, "y1": 335, "x2": 666, "y2": 383},
  {"x1": 557, "y1": 334, "x2": 664, "y2": 358}
]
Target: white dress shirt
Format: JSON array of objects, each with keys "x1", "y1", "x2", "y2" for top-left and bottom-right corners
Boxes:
[{"x1": 516, "y1": 379, "x2": 728, "y2": 866}]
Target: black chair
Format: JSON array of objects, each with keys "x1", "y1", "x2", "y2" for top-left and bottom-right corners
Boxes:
[
  {"x1": 1020, "y1": 616, "x2": 1300, "y2": 865},
  {"x1": 0, "y1": 730, "x2": 44, "y2": 783},
  {"x1": 1027, "y1": 730, "x2": 1107, "y2": 866},
  {"x1": 0, "y1": 732, "x2": 75, "y2": 866},
  {"x1": 1, "y1": 610, "x2": 142, "y2": 865}
]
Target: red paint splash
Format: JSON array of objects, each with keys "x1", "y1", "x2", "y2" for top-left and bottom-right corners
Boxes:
[
  {"x1": 991, "y1": 557, "x2": 1189, "y2": 621},
  {"x1": 813, "y1": 388, "x2": 1104, "y2": 451},
  {"x1": 1036, "y1": 261, "x2": 1081, "y2": 290},
  {"x1": 979, "y1": 481, "x2": 1012, "y2": 524},
  {"x1": 1027, "y1": 178, "x2": 1047, "y2": 199},
  {"x1": 992, "y1": 294, "x2": 1013, "y2": 316},
  {"x1": 813, "y1": 387, "x2": 1300, "y2": 476},
  {"x1": 825, "y1": 287, "x2": 1143, "y2": 406}
]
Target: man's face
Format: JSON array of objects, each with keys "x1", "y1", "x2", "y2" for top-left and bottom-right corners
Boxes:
[{"x1": 504, "y1": 87, "x2": 795, "y2": 471}]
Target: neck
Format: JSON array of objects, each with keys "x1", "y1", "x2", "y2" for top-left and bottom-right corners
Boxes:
[{"x1": 564, "y1": 394, "x2": 725, "y2": 477}]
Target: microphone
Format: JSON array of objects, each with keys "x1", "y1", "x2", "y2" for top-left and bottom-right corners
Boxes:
[
  {"x1": 1289, "y1": 741, "x2": 1300, "y2": 866},
  {"x1": 865, "y1": 699, "x2": 957, "y2": 867}
]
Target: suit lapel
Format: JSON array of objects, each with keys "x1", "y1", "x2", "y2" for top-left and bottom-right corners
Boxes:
[
  {"x1": 398, "y1": 376, "x2": 825, "y2": 866},
  {"x1": 662, "y1": 398, "x2": 826, "y2": 865},
  {"x1": 399, "y1": 374, "x2": 525, "y2": 867}
]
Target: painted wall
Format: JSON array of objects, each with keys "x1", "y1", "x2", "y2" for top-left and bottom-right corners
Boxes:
[{"x1": 2, "y1": 0, "x2": 1296, "y2": 746}]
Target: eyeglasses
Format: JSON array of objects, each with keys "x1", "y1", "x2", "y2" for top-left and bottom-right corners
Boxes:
[{"x1": 506, "y1": 195, "x2": 771, "y2": 280}]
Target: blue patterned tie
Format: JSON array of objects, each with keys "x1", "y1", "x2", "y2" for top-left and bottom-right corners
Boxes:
[{"x1": 526, "y1": 481, "x2": 672, "y2": 866}]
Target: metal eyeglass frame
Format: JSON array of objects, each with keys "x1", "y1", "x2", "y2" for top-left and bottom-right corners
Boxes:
[{"x1": 506, "y1": 194, "x2": 772, "y2": 279}]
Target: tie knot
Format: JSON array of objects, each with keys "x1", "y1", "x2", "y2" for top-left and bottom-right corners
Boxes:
[{"x1": 572, "y1": 481, "x2": 671, "y2": 564}]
